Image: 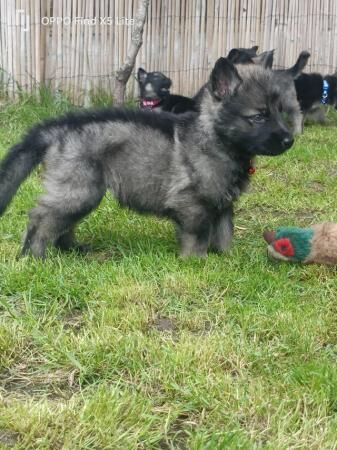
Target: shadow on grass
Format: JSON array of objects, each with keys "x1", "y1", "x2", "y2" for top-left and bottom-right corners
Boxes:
[{"x1": 71, "y1": 228, "x2": 177, "y2": 261}]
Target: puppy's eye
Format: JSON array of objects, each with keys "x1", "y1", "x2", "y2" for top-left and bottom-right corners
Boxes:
[
  {"x1": 246, "y1": 111, "x2": 268, "y2": 124},
  {"x1": 252, "y1": 113, "x2": 266, "y2": 123}
]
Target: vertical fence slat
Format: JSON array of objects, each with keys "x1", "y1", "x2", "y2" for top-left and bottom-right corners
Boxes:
[
  {"x1": 332, "y1": 0, "x2": 337, "y2": 73},
  {"x1": 7, "y1": 1, "x2": 13, "y2": 96}
]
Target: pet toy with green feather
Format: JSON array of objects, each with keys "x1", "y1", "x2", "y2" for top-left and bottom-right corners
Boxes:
[{"x1": 263, "y1": 223, "x2": 337, "y2": 265}]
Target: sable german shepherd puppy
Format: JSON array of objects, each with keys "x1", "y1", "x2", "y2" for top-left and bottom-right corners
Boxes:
[{"x1": 0, "y1": 58, "x2": 294, "y2": 258}]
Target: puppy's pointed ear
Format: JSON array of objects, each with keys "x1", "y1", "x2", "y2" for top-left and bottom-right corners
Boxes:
[
  {"x1": 252, "y1": 50, "x2": 274, "y2": 69},
  {"x1": 227, "y1": 48, "x2": 239, "y2": 62},
  {"x1": 137, "y1": 67, "x2": 147, "y2": 83},
  {"x1": 210, "y1": 57, "x2": 242, "y2": 100},
  {"x1": 251, "y1": 45, "x2": 259, "y2": 54},
  {"x1": 165, "y1": 76, "x2": 172, "y2": 89}
]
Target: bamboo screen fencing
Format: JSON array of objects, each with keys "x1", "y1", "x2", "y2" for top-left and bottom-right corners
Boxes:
[{"x1": 0, "y1": 0, "x2": 337, "y2": 104}]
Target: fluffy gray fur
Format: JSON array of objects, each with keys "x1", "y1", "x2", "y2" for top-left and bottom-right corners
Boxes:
[{"x1": 0, "y1": 59, "x2": 294, "y2": 258}]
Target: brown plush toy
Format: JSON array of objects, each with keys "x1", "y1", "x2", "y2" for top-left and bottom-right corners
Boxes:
[{"x1": 263, "y1": 223, "x2": 337, "y2": 265}]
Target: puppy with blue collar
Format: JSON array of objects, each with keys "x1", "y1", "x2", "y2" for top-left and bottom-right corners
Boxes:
[{"x1": 295, "y1": 70, "x2": 337, "y2": 126}]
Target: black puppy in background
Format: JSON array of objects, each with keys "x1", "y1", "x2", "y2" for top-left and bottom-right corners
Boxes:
[
  {"x1": 295, "y1": 71, "x2": 337, "y2": 124},
  {"x1": 137, "y1": 68, "x2": 198, "y2": 114}
]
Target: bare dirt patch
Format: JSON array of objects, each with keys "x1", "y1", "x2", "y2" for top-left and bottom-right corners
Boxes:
[
  {"x1": 0, "y1": 365, "x2": 79, "y2": 400},
  {"x1": 0, "y1": 429, "x2": 20, "y2": 448},
  {"x1": 151, "y1": 317, "x2": 176, "y2": 332}
]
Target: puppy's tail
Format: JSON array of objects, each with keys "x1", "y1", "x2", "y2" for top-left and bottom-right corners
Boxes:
[
  {"x1": 0, "y1": 126, "x2": 47, "y2": 215},
  {"x1": 287, "y1": 51, "x2": 311, "y2": 78}
]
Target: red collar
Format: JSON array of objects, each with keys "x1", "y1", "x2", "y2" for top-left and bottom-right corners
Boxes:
[{"x1": 248, "y1": 163, "x2": 256, "y2": 175}]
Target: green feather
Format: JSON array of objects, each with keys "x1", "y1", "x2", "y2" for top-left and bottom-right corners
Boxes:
[{"x1": 275, "y1": 227, "x2": 314, "y2": 262}]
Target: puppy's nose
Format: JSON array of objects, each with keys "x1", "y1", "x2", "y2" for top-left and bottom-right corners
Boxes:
[{"x1": 281, "y1": 136, "x2": 294, "y2": 150}]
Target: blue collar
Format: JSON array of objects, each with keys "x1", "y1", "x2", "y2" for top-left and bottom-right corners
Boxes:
[{"x1": 321, "y1": 79, "x2": 329, "y2": 104}]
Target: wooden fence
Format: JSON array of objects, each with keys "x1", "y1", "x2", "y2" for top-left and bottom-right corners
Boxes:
[{"x1": 0, "y1": 0, "x2": 337, "y2": 104}]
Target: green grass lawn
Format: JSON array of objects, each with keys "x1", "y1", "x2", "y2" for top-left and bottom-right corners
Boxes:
[{"x1": 0, "y1": 96, "x2": 337, "y2": 449}]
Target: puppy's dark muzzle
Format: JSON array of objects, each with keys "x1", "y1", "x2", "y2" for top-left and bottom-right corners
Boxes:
[
  {"x1": 258, "y1": 137, "x2": 294, "y2": 155},
  {"x1": 265, "y1": 131, "x2": 294, "y2": 155}
]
